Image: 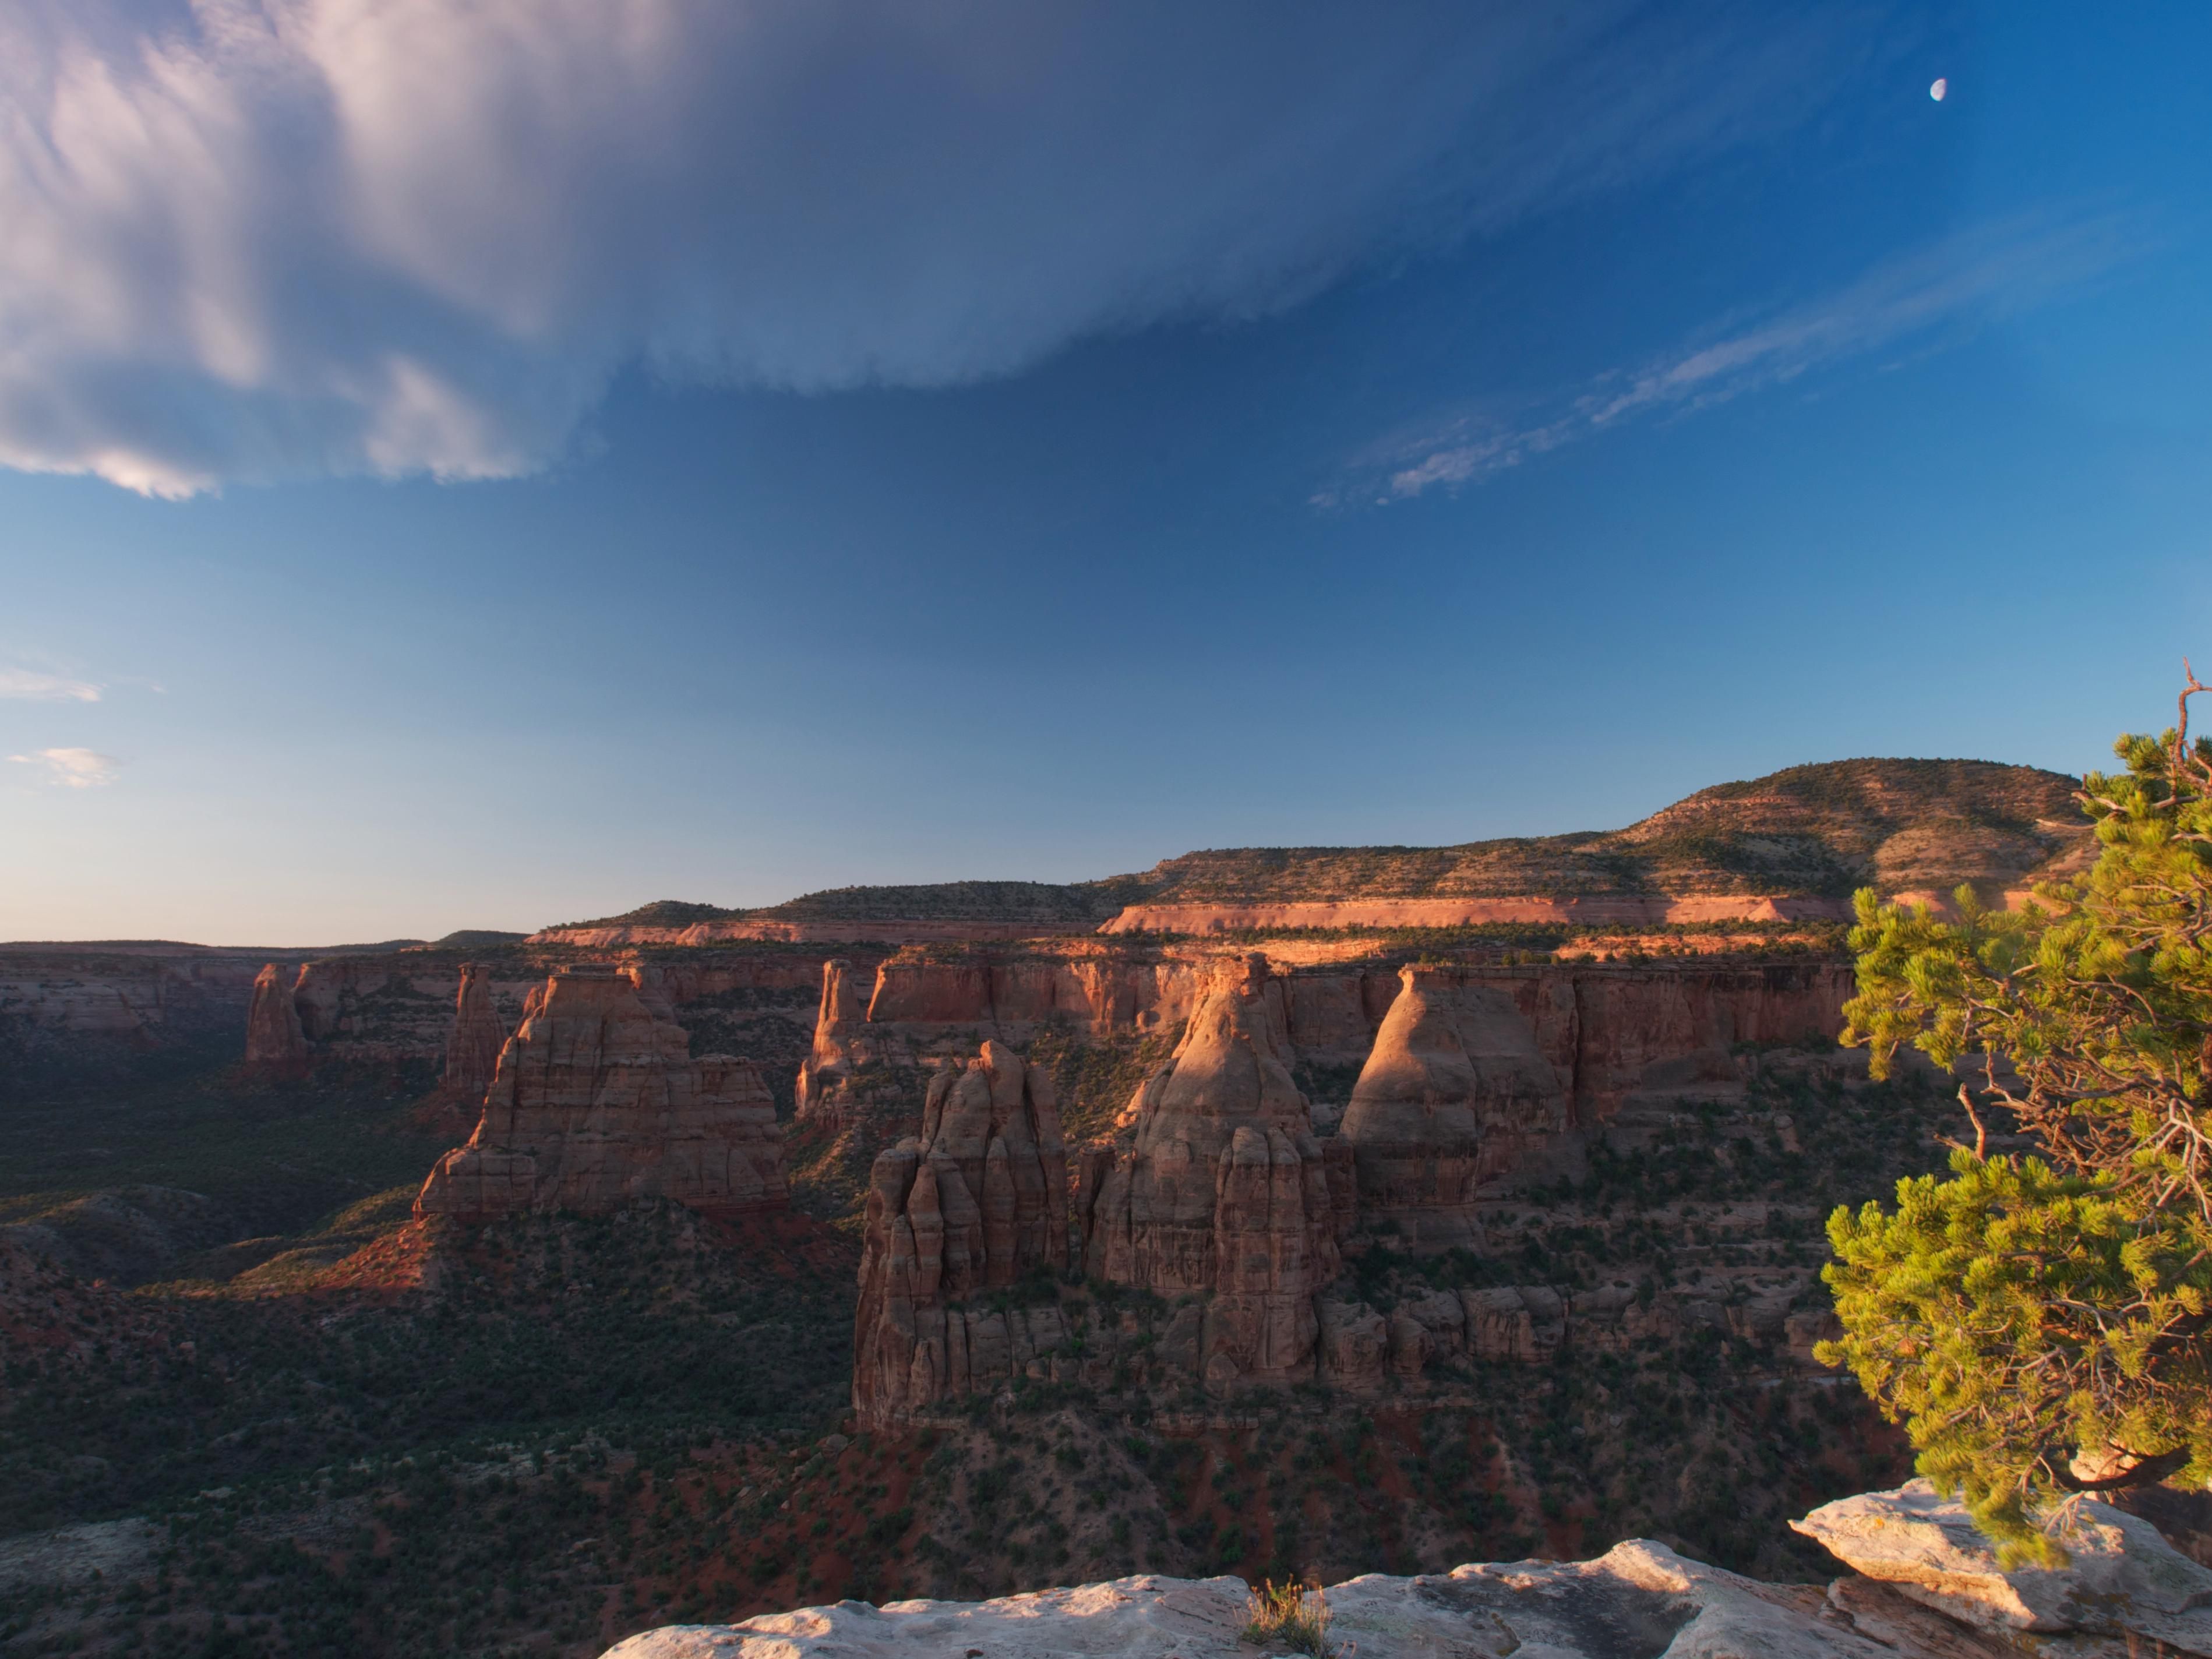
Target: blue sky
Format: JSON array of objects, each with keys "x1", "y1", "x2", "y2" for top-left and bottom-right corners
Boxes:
[{"x1": 2, "y1": 0, "x2": 2207, "y2": 944}]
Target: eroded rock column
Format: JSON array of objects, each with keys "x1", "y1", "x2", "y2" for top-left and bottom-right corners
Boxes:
[
  {"x1": 438, "y1": 962, "x2": 509, "y2": 1102},
  {"x1": 1084, "y1": 953, "x2": 1347, "y2": 1386},
  {"x1": 1340, "y1": 963, "x2": 1566, "y2": 1247},
  {"x1": 851, "y1": 1040, "x2": 1068, "y2": 1423},
  {"x1": 241, "y1": 962, "x2": 310, "y2": 1079},
  {"x1": 415, "y1": 963, "x2": 787, "y2": 1222}
]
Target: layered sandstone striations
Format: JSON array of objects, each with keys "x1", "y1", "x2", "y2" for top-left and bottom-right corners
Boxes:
[
  {"x1": 1340, "y1": 963, "x2": 1568, "y2": 1246},
  {"x1": 438, "y1": 962, "x2": 508, "y2": 1101},
  {"x1": 415, "y1": 965, "x2": 786, "y2": 1221},
  {"x1": 1102, "y1": 894, "x2": 1849, "y2": 933},
  {"x1": 1081, "y1": 955, "x2": 1352, "y2": 1389},
  {"x1": 796, "y1": 946, "x2": 1847, "y2": 1140},
  {"x1": 0, "y1": 943, "x2": 280, "y2": 1086},
  {"x1": 851, "y1": 1042, "x2": 1069, "y2": 1421},
  {"x1": 241, "y1": 963, "x2": 310, "y2": 1079},
  {"x1": 852, "y1": 955, "x2": 1371, "y2": 1422}
]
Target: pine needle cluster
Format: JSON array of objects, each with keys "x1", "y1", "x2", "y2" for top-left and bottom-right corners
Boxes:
[{"x1": 1825, "y1": 683, "x2": 2212, "y2": 1563}]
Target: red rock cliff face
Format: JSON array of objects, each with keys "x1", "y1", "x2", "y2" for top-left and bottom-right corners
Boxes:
[
  {"x1": 438, "y1": 962, "x2": 508, "y2": 1101},
  {"x1": 1081, "y1": 955, "x2": 1352, "y2": 1389},
  {"x1": 795, "y1": 951, "x2": 1372, "y2": 1123},
  {"x1": 241, "y1": 963, "x2": 311, "y2": 1079},
  {"x1": 851, "y1": 1041, "x2": 1068, "y2": 1422},
  {"x1": 1099, "y1": 895, "x2": 1850, "y2": 933},
  {"x1": 842, "y1": 951, "x2": 1854, "y2": 1418},
  {"x1": 795, "y1": 950, "x2": 1848, "y2": 1114},
  {"x1": 2, "y1": 944, "x2": 273, "y2": 1063},
  {"x1": 1340, "y1": 965, "x2": 1569, "y2": 1247},
  {"x1": 414, "y1": 964, "x2": 786, "y2": 1222},
  {"x1": 854, "y1": 954, "x2": 1208, "y2": 1034},
  {"x1": 650, "y1": 956, "x2": 844, "y2": 1005},
  {"x1": 1506, "y1": 961, "x2": 1853, "y2": 1129}
]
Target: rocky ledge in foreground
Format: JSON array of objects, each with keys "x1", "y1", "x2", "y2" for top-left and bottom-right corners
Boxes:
[{"x1": 602, "y1": 1481, "x2": 2212, "y2": 1657}]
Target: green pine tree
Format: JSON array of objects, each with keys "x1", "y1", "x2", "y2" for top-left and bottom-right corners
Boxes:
[{"x1": 1822, "y1": 672, "x2": 2212, "y2": 1563}]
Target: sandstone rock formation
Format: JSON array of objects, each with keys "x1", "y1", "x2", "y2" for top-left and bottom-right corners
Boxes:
[
  {"x1": 1082, "y1": 954, "x2": 1352, "y2": 1389},
  {"x1": 851, "y1": 955, "x2": 1401, "y2": 1421},
  {"x1": 851, "y1": 1041, "x2": 1068, "y2": 1422},
  {"x1": 1341, "y1": 963, "x2": 1569, "y2": 1246},
  {"x1": 793, "y1": 958, "x2": 876, "y2": 1126},
  {"x1": 415, "y1": 964, "x2": 786, "y2": 1222},
  {"x1": 532, "y1": 917, "x2": 1054, "y2": 948},
  {"x1": 601, "y1": 1535, "x2": 1900, "y2": 1658},
  {"x1": 241, "y1": 962, "x2": 309, "y2": 1079},
  {"x1": 793, "y1": 944, "x2": 1847, "y2": 1145},
  {"x1": 1101, "y1": 893, "x2": 1853, "y2": 933},
  {"x1": 1795, "y1": 1479, "x2": 2212, "y2": 1649},
  {"x1": 438, "y1": 962, "x2": 508, "y2": 1101}
]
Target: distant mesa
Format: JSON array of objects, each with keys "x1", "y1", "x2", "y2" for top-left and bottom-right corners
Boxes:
[
  {"x1": 415, "y1": 963, "x2": 788, "y2": 1222},
  {"x1": 529, "y1": 757, "x2": 2088, "y2": 945},
  {"x1": 419, "y1": 929, "x2": 529, "y2": 951}
]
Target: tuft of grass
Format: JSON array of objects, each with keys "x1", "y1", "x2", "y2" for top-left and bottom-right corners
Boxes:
[{"x1": 1241, "y1": 1579, "x2": 1335, "y2": 1657}]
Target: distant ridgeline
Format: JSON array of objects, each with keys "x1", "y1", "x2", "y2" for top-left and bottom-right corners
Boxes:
[
  {"x1": 0, "y1": 757, "x2": 2089, "y2": 1098},
  {"x1": 534, "y1": 757, "x2": 2090, "y2": 944}
]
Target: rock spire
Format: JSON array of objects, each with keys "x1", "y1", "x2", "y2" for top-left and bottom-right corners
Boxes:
[
  {"x1": 851, "y1": 1040, "x2": 1068, "y2": 1422},
  {"x1": 1082, "y1": 953, "x2": 1352, "y2": 1388},
  {"x1": 438, "y1": 962, "x2": 508, "y2": 1102},
  {"x1": 1339, "y1": 963, "x2": 1568, "y2": 1247},
  {"x1": 241, "y1": 963, "x2": 310, "y2": 1079}
]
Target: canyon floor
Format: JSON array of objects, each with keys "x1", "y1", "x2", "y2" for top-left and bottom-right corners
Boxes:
[{"x1": 0, "y1": 1030, "x2": 1952, "y2": 1659}]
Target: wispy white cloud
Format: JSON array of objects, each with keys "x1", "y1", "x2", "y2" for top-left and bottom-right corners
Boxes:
[
  {"x1": 0, "y1": 668, "x2": 101, "y2": 701},
  {"x1": 0, "y1": 0, "x2": 1860, "y2": 496},
  {"x1": 1343, "y1": 210, "x2": 2140, "y2": 504},
  {"x1": 10, "y1": 747, "x2": 121, "y2": 787}
]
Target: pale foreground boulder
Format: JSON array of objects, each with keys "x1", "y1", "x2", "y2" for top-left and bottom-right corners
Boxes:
[
  {"x1": 602, "y1": 1540, "x2": 1899, "y2": 1658},
  {"x1": 1794, "y1": 1478, "x2": 2212, "y2": 1653}
]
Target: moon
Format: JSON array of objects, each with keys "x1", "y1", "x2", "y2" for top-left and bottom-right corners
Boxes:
[{"x1": 1930, "y1": 77, "x2": 1948, "y2": 101}]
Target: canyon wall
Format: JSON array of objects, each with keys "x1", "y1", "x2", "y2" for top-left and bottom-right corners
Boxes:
[
  {"x1": 1, "y1": 943, "x2": 297, "y2": 1090},
  {"x1": 415, "y1": 964, "x2": 788, "y2": 1222},
  {"x1": 530, "y1": 919, "x2": 1061, "y2": 948},
  {"x1": 1099, "y1": 894, "x2": 1853, "y2": 933},
  {"x1": 800, "y1": 948, "x2": 1851, "y2": 1137},
  {"x1": 843, "y1": 948, "x2": 1851, "y2": 1422},
  {"x1": 245, "y1": 951, "x2": 836, "y2": 1080},
  {"x1": 853, "y1": 956, "x2": 1360, "y2": 1423}
]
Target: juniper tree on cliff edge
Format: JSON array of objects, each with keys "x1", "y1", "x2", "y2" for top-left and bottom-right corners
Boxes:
[{"x1": 1823, "y1": 669, "x2": 2212, "y2": 1563}]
